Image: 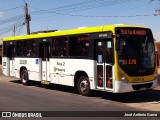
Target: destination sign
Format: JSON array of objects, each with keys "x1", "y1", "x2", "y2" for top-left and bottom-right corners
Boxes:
[
  {"x1": 77, "y1": 36, "x2": 90, "y2": 41},
  {"x1": 116, "y1": 27, "x2": 149, "y2": 36},
  {"x1": 120, "y1": 29, "x2": 146, "y2": 35},
  {"x1": 122, "y1": 59, "x2": 137, "y2": 65}
]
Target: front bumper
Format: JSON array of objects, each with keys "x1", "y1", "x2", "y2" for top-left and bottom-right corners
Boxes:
[{"x1": 114, "y1": 78, "x2": 158, "y2": 93}]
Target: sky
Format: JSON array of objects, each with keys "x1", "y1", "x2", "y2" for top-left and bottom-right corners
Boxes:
[{"x1": 0, "y1": 0, "x2": 160, "y2": 41}]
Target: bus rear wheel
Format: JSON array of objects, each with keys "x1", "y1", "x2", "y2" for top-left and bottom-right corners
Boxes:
[
  {"x1": 78, "y1": 76, "x2": 91, "y2": 96},
  {"x1": 21, "y1": 70, "x2": 29, "y2": 86}
]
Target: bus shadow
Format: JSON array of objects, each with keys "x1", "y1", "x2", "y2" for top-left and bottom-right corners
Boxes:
[
  {"x1": 100, "y1": 89, "x2": 160, "y2": 103},
  {"x1": 10, "y1": 79, "x2": 160, "y2": 103},
  {"x1": 10, "y1": 79, "x2": 22, "y2": 84},
  {"x1": 9, "y1": 79, "x2": 76, "y2": 94}
]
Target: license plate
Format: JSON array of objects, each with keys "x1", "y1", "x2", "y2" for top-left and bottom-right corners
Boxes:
[{"x1": 133, "y1": 77, "x2": 144, "y2": 83}]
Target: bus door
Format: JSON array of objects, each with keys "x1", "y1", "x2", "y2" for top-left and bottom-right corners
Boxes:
[
  {"x1": 7, "y1": 45, "x2": 15, "y2": 76},
  {"x1": 40, "y1": 43, "x2": 50, "y2": 83},
  {"x1": 96, "y1": 40, "x2": 113, "y2": 90}
]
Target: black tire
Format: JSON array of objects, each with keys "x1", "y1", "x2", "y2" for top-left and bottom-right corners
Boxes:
[
  {"x1": 78, "y1": 76, "x2": 91, "y2": 96},
  {"x1": 21, "y1": 70, "x2": 30, "y2": 86}
]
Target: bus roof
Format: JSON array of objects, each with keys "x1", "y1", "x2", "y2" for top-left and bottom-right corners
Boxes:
[{"x1": 3, "y1": 24, "x2": 147, "y2": 41}]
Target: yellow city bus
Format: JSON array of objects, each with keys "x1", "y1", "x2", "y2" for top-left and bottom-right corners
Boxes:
[{"x1": 2, "y1": 24, "x2": 158, "y2": 96}]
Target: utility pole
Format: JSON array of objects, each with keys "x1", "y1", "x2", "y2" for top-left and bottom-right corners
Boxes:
[{"x1": 24, "y1": 1, "x2": 31, "y2": 34}]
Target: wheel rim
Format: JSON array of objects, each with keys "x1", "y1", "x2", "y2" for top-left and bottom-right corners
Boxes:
[
  {"x1": 80, "y1": 79, "x2": 88, "y2": 93},
  {"x1": 22, "y1": 73, "x2": 27, "y2": 83}
]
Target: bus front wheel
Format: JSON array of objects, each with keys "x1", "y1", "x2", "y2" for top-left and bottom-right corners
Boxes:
[
  {"x1": 21, "y1": 70, "x2": 29, "y2": 86},
  {"x1": 78, "y1": 76, "x2": 91, "y2": 96}
]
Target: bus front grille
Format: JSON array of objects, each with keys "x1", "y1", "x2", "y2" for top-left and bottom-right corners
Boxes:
[{"x1": 132, "y1": 82, "x2": 153, "y2": 90}]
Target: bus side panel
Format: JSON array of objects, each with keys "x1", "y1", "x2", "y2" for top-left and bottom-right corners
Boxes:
[
  {"x1": 2, "y1": 57, "x2": 10, "y2": 76},
  {"x1": 49, "y1": 59, "x2": 95, "y2": 89},
  {"x1": 28, "y1": 58, "x2": 40, "y2": 81},
  {"x1": 14, "y1": 58, "x2": 40, "y2": 81}
]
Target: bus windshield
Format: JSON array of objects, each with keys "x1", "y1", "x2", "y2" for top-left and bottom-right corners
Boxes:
[{"x1": 116, "y1": 28, "x2": 155, "y2": 76}]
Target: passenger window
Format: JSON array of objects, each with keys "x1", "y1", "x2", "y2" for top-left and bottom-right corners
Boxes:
[
  {"x1": 52, "y1": 37, "x2": 68, "y2": 57},
  {"x1": 24, "y1": 40, "x2": 36, "y2": 57},
  {"x1": 16, "y1": 41, "x2": 23, "y2": 56},
  {"x1": 16, "y1": 40, "x2": 36, "y2": 57},
  {"x1": 69, "y1": 35, "x2": 90, "y2": 57}
]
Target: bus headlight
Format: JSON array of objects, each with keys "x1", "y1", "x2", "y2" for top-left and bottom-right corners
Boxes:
[{"x1": 119, "y1": 72, "x2": 128, "y2": 83}]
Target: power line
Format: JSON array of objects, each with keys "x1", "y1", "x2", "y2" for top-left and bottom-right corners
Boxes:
[
  {"x1": 0, "y1": 5, "x2": 23, "y2": 12},
  {"x1": 30, "y1": 0, "x2": 153, "y2": 19},
  {"x1": 28, "y1": 0, "x2": 160, "y2": 20},
  {"x1": 30, "y1": 1, "x2": 159, "y2": 19},
  {"x1": 0, "y1": 2, "x2": 30, "y2": 36},
  {"x1": 53, "y1": 0, "x2": 135, "y2": 14},
  {"x1": 0, "y1": 20, "x2": 24, "y2": 31},
  {"x1": 30, "y1": 11, "x2": 158, "y2": 21},
  {"x1": 30, "y1": 0, "x2": 104, "y2": 14},
  {"x1": 51, "y1": 11, "x2": 158, "y2": 18},
  {"x1": 0, "y1": 20, "x2": 25, "y2": 35},
  {"x1": 30, "y1": 0, "x2": 136, "y2": 15},
  {"x1": 0, "y1": 21, "x2": 24, "y2": 35},
  {"x1": 0, "y1": 15, "x2": 24, "y2": 25}
]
